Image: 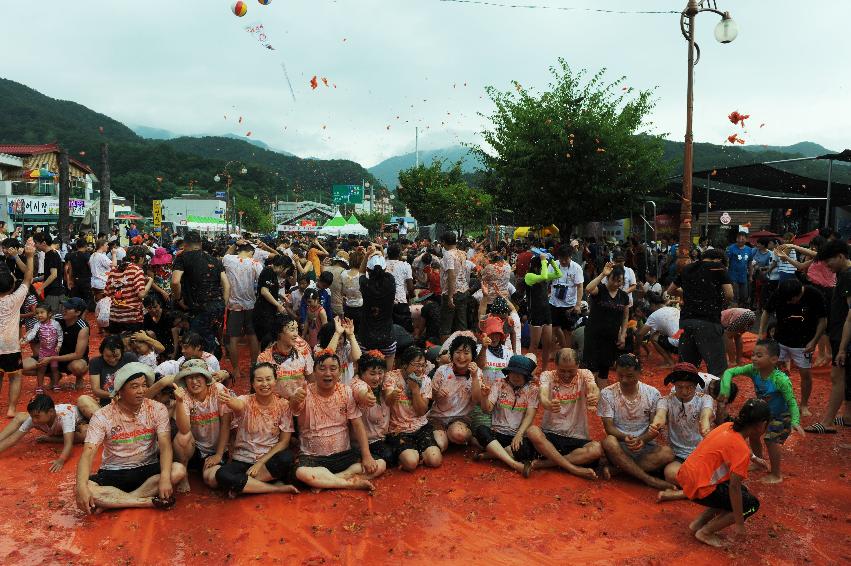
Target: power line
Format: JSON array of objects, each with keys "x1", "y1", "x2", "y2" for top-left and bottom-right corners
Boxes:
[{"x1": 434, "y1": 0, "x2": 679, "y2": 14}]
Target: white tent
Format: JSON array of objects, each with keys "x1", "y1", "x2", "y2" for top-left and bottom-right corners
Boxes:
[
  {"x1": 320, "y1": 223, "x2": 368, "y2": 236},
  {"x1": 319, "y1": 210, "x2": 369, "y2": 236}
]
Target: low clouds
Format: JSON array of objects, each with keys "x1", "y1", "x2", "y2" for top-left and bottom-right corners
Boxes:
[{"x1": 2, "y1": 0, "x2": 849, "y2": 165}]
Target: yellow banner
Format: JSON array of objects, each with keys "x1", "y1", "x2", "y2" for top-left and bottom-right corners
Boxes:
[{"x1": 152, "y1": 200, "x2": 162, "y2": 226}]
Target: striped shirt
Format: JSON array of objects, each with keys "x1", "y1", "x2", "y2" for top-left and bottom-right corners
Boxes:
[{"x1": 105, "y1": 264, "x2": 147, "y2": 324}]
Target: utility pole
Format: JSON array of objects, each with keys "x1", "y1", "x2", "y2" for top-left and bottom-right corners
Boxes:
[
  {"x1": 415, "y1": 127, "x2": 419, "y2": 168},
  {"x1": 99, "y1": 143, "x2": 111, "y2": 235},
  {"x1": 58, "y1": 146, "x2": 70, "y2": 241}
]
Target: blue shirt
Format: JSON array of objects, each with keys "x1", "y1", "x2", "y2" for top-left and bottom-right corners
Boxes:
[
  {"x1": 752, "y1": 248, "x2": 772, "y2": 268},
  {"x1": 726, "y1": 244, "x2": 753, "y2": 283}
]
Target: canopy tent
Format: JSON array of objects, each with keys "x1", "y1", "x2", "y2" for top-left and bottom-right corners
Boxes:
[
  {"x1": 817, "y1": 149, "x2": 851, "y2": 162},
  {"x1": 688, "y1": 164, "x2": 851, "y2": 206},
  {"x1": 513, "y1": 225, "x2": 560, "y2": 240},
  {"x1": 748, "y1": 229, "x2": 778, "y2": 244},
  {"x1": 794, "y1": 229, "x2": 819, "y2": 245},
  {"x1": 322, "y1": 211, "x2": 348, "y2": 228},
  {"x1": 318, "y1": 210, "x2": 368, "y2": 235},
  {"x1": 320, "y1": 223, "x2": 368, "y2": 236}
]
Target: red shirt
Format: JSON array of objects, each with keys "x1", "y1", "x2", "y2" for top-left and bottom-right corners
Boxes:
[
  {"x1": 424, "y1": 266, "x2": 441, "y2": 295},
  {"x1": 105, "y1": 264, "x2": 147, "y2": 323}
]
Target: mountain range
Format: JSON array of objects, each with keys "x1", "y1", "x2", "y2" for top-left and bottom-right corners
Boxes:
[
  {"x1": 1, "y1": 76, "x2": 847, "y2": 216},
  {"x1": 0, "y1": 78, "x2": 379, "y2": 213}
]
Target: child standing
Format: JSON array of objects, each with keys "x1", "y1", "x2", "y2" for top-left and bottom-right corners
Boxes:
[
  {"x1": 676, "y1": 399, "x2": 770, "y2": 547},
  {"x1": 719, "y1": 339, "x2": 805, "y2": 484},
  {"x1": 302, "y1": 288, "x2": 327, "y2": 349},
  {"x1": 22, "y1": 303, "x2": 63, "y2": 392}
]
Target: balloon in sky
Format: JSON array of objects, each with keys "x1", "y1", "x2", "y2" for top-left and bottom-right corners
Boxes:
[
  {"x1": 232, "y1": 1, "x2": 248, "y2": 16},
  {"x1": 258, "y1": 0, "x2": 272, "y2": 4}
]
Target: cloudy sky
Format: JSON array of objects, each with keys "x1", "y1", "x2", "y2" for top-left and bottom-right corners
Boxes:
[{"x1": 3, "y1": 0, "x2": 849, "y2": 166}]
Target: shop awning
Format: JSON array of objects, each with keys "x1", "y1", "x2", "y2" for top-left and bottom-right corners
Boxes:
[{"x1": 690, "y1": 164, "x2": 851, "y2": 206}]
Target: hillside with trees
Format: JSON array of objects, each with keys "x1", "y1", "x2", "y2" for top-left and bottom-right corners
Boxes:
[{"x1": 0, "y1": 78, "x2": 380, "y2": 215}]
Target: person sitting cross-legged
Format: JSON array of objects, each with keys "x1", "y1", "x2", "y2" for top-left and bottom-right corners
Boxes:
[
  {"x1": 471, "y1": 354, "x2": 539, "y2": 474},
  {"x1": 211, "y1": 362, "x2": 300, "y2": 497},
  {"x1": 654, "y1": 363, "x2": 715, "y2": 502},
  {"x1": 75, "y1": 363, "x2": 186, "y2": 513},
  {"x1": 291, "y1": 349, "x2": 386, "y2": 491},
  {"x1": 598, "y1": 354, "x2": 676, "y2": 491},
  {"x1": 171, "y1": 359, "x2": 232, "y2": 493},
  {"x1": 524, "y1": 348, "x2": 602, "y2": 480}
]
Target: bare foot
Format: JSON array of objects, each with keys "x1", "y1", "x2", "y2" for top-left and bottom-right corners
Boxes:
[
  {"x1": 749, "y1": 456, "x2": 769, "y2": 472},
  {"x1": 176, "y1": 478, "x2": 191, "y2": 494},
  {"x1": 646, "y1": 477, "x2": 676, "y2": 491},
  {"x1": 274, "y1": 482, "x2": 299, "y2": 494},
  {"x1": 571, "y1": 466, "x2": 598, "y2": 481},
  {"x1": 6, "y1": 411, "x2": 16, "y2": 418},
  {"x1": 599, "y1": 461, "x2": 612, "y2": 480},
  {"x1": 695, "y1": 529, "x2": 724, "y2": 548},
  {"x1": 689, "y1": 517, "x2": 706, "y2": 533},
  {"x1": 800, "y1": 406, "x2": 811, "y2": 417},
  {"x1": 349, "y1": 478, "x2": 375, "y2": 491},
  {"x1": 761, "y1": 474, "x2": 783, "y2": 484},
  {"x1": 658, "y1": 489, "x2": 684, "y2": 502}
]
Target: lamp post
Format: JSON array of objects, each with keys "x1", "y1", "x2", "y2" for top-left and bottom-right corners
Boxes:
[
  {"x1": 677, "y1": 0, "x2": 738, "y2": 268},
  {"x1": 214, "y1": 161, "x2": 248, "y2": 235},
  {"x1": 364, "y1": 181, "x2": 373, "y2": 213}
]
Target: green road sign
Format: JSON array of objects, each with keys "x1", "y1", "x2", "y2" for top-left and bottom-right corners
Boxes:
[{"x1": 332, "y1": 184, "x2": 364, "y2": 204}]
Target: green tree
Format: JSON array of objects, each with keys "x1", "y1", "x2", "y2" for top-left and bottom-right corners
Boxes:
[
  {"x1": 358, "y1": 211, "x2": 391, "y2": 235},
  {"x1": 397, "y1": 160, "x2": 492, "y2": 232},
  {"x1": 235, "y1": 195, "x2": 274, "y2": 234},
  {"x1": 473, "y1": 59, "x2": 671, "y2": 234}
]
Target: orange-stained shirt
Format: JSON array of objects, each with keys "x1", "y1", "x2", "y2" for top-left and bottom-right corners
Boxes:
[{"x1": 676, "y1": 421, "x2": 750, "y2": 500}]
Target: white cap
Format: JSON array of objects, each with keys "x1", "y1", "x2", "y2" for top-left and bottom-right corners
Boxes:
[{"x1": 366, "y1": 254, "x2": 386, "y2": 270}]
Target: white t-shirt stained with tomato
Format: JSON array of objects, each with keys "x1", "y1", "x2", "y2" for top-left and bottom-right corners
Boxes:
[{"x1": 85, "y1": 399, "x2": 170, "y2": 470}]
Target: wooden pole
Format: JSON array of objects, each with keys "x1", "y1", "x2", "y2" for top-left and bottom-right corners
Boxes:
[
  {"x1": 58, "y1": 146, "x2": 71, "y2": 242},
  {"x1": 677, "y1": 1, "x2": 698, "y2": 269}
]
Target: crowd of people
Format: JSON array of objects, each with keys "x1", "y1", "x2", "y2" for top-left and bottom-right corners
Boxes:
[{"x1": 0, "y1": 221, "x2": 849, "y2": 548}]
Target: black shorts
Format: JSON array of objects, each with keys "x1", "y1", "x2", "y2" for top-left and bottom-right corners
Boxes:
[
  {"x1": 693, "y1": 480, "x2": 760, "y2": 520},
  {"x1": 58, "y1": 358, "x2": 87, "y2": 376},
  {"x1": 226, "y1": 309, "x2": 256, "y2": 338},
  {"x1": 529, "y1": 301, "x2": 552, "y2": 327},
  {"x1": 214, "y1": 451, "x2": 295, "y2": 493},
  {"x1": 368, "y1": 439, "x2": 398, "y2": 467},
  {"x1": 90, "y1": 462, "x2": 161, "y2": 493},
  {"x1": 550, "y1": 306, "x2": 579, "y2": 331},
  {"x1": 473, "y1": 426, "x2": 536, "y2": 462},
  {"x1": 390, "y1": 422, "x2": 438, "y2": 454},
  {"x1": 0, "y1": 352, "x2": 23, "y2": 374},
  {"x1": 582, "y1": 335, "x2": 619, "y2": 374},
  {"x1": 298, "y1": 448, "x2": 359, "y2": 474},
  {"x1": 655, "y1": 334, "x2": 680, "y2": 354},
  {"x1": 187, "y1": 448, "x2": 229, "y2": 472},
  {"x1": 543, "y1": 431, "x2": 591, "y2": 455}
]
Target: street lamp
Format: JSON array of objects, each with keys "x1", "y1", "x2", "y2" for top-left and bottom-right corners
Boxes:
[
  {"x1": 677, "y1": 0, "x2": 737, "y2": 268},
  {"x1": 364, "y1": 181, "x2": 373, "y2": 213},
  {"x1": 214, "y1": 162, "x2": 248, "y2": 235}
]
